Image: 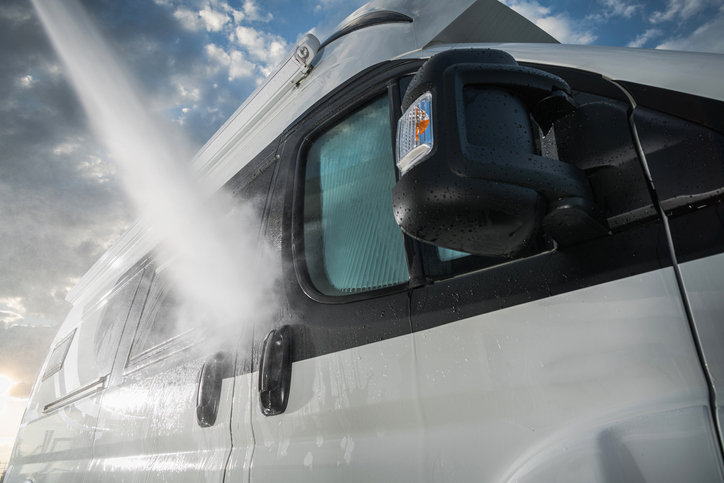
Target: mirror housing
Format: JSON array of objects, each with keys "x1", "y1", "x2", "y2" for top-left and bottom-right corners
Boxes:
[{"x1": 392, "y1": 49, "x2": 607, "y2": 257}]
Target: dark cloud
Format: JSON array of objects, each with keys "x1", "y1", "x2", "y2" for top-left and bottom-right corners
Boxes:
[
  {"x1": 0, "y1": 0, "x2": 134, "y2": 326},
  {"x1": 0, "y1": 0, "x2": 280, "y2": 389}
]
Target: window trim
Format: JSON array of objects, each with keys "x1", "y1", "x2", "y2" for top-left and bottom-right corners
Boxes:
[{"x1": 290, "y1": 66, "x2": 422, "y2": 304}]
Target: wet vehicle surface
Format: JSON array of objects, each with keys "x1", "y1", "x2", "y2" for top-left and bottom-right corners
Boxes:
[{"x1": 7, "y1": 0, "x2": 724, "y2": 481}]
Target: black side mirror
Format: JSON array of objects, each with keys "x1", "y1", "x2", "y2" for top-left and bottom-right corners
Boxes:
[{"x1": 392, "y1": 49, "x2": 608, "y2": 257}]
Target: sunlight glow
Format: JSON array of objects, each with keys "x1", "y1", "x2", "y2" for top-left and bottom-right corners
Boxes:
[{"x1": 0, "y1": 375, "x2": 13, "y2": 396}]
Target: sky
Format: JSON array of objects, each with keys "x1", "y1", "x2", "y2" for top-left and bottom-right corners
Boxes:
[{"x1": 1, "y1": 0, "x2": 723, "y2": 467}]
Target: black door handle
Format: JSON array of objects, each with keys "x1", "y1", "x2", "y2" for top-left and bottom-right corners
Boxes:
[
  {"x1": 258, "y1": 325, "x2": 293, "y2": 416},
  {"x1": 196, "y1": 351, "x2": 233, "y2": 427}
]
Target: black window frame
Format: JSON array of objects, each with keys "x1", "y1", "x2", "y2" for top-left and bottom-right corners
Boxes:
[{"x1": 288, "y1": 60, "x2": 425, "y2": 304}]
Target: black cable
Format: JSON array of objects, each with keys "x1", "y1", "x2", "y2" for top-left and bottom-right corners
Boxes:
[{"x1": 604, "y1": 75, "x2": 724, "y2": 459}]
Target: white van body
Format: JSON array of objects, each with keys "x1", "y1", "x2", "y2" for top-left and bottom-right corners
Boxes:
[{"x1": 7, "y1": 0, "x2": 724, "y2": 481}]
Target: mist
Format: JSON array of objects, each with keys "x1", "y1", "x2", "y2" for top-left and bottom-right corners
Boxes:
[{"x1": 31, "y1": 0, "x2": 279, "y2": 345}]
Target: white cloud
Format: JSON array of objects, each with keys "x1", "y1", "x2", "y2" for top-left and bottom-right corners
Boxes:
[
  {"x1": 174, "y1": 7, "x2": 203, "y2": 31},
  {"x1": 18, "y1": 75, "x2": 34, "y2": 88},
  {"x1": 598, "y1": 0, "x2": 642, "y2": 19},
  {"x1": 198, "y1": 5, "x2": 230, "y2": 32},
  {"x1": 501, "y1": 0, "x2": 597, "y2": 44},
  {"x1": 76, "y1": 155, "x2": 116, "y2": 184},
  {"x1": 0, "y1": 310, "x2": 23, "y2": 325},
  {"x1": 230, "y1": 9, "x2": 245, "y2": 24},
  {"x1": 233, "y1": 26, "x2": 288, "y2": 67},
  {"x1": 205, "y1": 43, "x2": 257, "y2": 80},
  {"x1": 627, "y1": 28, "x2": 663, "y2": 47},
  {"x1": 175, "y1": 5, "x2": 231, "y2": 32},
  {"x1": 0, "y1": 299, "x2": 25, "y2": 324},
  {"x1": 229, "y1": 51, "x2": 257, "y2": 80},
  {"x1": 656, "y1": 13, "x2": 724, "y2": 53},
  {"x1": 205, "y1": 43, "x2": 229, "y2": 68},
  {"x1": 502, "y1": 0, "x2": 552, "y2": 22},
  {"x1": 651, "y1": 0, "x2": 720, "y2": 23},
  {"x1": 52, "y1": 141, "x2": 81, "y2": 156},
  {"x1": 537, "y1": 16, "x2": 597, "y2": 44},
  {"x1": 242, "y1": 0, "x2": 273, "y2": 22},
  {"x1": 173, "y1": 2, "x2": 272, "y2": 31}
]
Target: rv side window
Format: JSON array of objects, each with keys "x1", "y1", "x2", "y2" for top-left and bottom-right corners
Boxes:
[
  {"x1": 127, "y1": 270, "x2": 196, "y2": 364},
  {"x1": 94, "y1": 269, "x2": 144, "y2": 376},
  {"x1": 42, "y1": 328, "x2": 76, "y2": 381},
  {"x1": 302, "y1": 94, "x2": 409, "y2": 296}
]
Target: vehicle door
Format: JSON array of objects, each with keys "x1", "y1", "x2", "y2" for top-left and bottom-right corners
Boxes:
[
  {"x1": 87, "y1": 147, "x2": 277, "y2": 482},
  {"x1": 405, "y1": 61, "x2": 724, "y2": 481},
  {"x1": 5, "y1": 270, "x2": 142, "y2": 483},
  {"x1": 85, "y1": 258, "x2": 237, "y2": 483},
  {"x1": 245, "y1": 61, "x2": 427, "y2": 482},
  {"x1": 628, "y1": 82, "x2": 724, "y2": 445}
]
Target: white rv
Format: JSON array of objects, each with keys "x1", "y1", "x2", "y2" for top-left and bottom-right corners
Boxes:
[{"x1": 7, "y1": 0, "x2": 724, "y2": 481}]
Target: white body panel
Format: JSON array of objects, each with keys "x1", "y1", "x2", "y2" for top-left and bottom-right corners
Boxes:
[
  {"x1": 402, "y1": 43, "x2": 724, "y2": 102},
  {"x1": 244, "y1": 268, "x2": 723, "y2": 482},
  {"x1": 223, "y1": 372, "x2": 255, "y2": 483},
  {"x1": 8, "y1": 279, "x2": 116, "y2": 481},
  {"x1": 679, "y1": 252, "x2": 724, "y2": 445},
  {"x1": 88, "y1": 366, "x2": 234, "y2": 482},
  {"x1": 413, "y1": 267, "x2": 721, "y2": 482},
  {"x1": 248, "y1": 327, "x2": 424, "y2": 481}
]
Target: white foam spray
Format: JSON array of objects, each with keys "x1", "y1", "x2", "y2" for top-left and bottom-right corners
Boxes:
[{"x1": 32, "y1": 0, "x2": 280, "y2": 347}]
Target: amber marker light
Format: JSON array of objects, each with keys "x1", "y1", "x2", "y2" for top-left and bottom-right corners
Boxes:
[{"x1": 396, "y1": 92, "x2": 433, "y2": 176}]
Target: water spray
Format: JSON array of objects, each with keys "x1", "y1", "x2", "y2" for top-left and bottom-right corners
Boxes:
[{"x1": 32, "y1": 0, "x2": 279, "y2": 345}]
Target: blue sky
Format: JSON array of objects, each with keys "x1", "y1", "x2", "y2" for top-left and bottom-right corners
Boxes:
[
  {"x1": 503, "y1": 0, "x2": 724, "y2": 49},
  {"x1": 1, "y1": 0, "x2": 723, "y2": 464}
]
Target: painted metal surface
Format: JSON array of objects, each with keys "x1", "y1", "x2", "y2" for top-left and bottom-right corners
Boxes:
[
  {"x1": 222, "y1": 356, "x2": 255, "y2": 483},
  {"x1": 88, "y1": 357, "x2": 234, "y2": 483},
  {"x1": 401, "y1": 43, "x2": 724, "y2": 102},
  {"x1": 246, "y1": 269, "x2": 723, "y2": 482},
  {"x1": 679, "y1": 253, "x2": 724, "y2": 447},
  {"x1": 6, "y1": 277, "x2": 118, "y2": 482},
  {"x1": 412, "y1": 267, "x2": 722, "y2": 482},
  {"x1": 82, "y1": 264, "x2": 238, "y2": 483},
  {"x1": 247, "y1": 327, "x2": 425, "y2": 482}
]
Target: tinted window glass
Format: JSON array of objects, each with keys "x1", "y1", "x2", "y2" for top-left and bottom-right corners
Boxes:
[
  {"x1": 437, "y1": 247, "x2": 469, "y2": 262},
  {"x1": 128, "y1": 271, "x2": 188, "y2": 362},
  {"x1": 303, "y1": 94, "x2": 409, "y2": 295},
  {"x1": 94, "y1": 270, "x2": 143, "y2": 375},
  {"x1": 42, "y1": 328, "x2": 76, "y2": 381}
]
